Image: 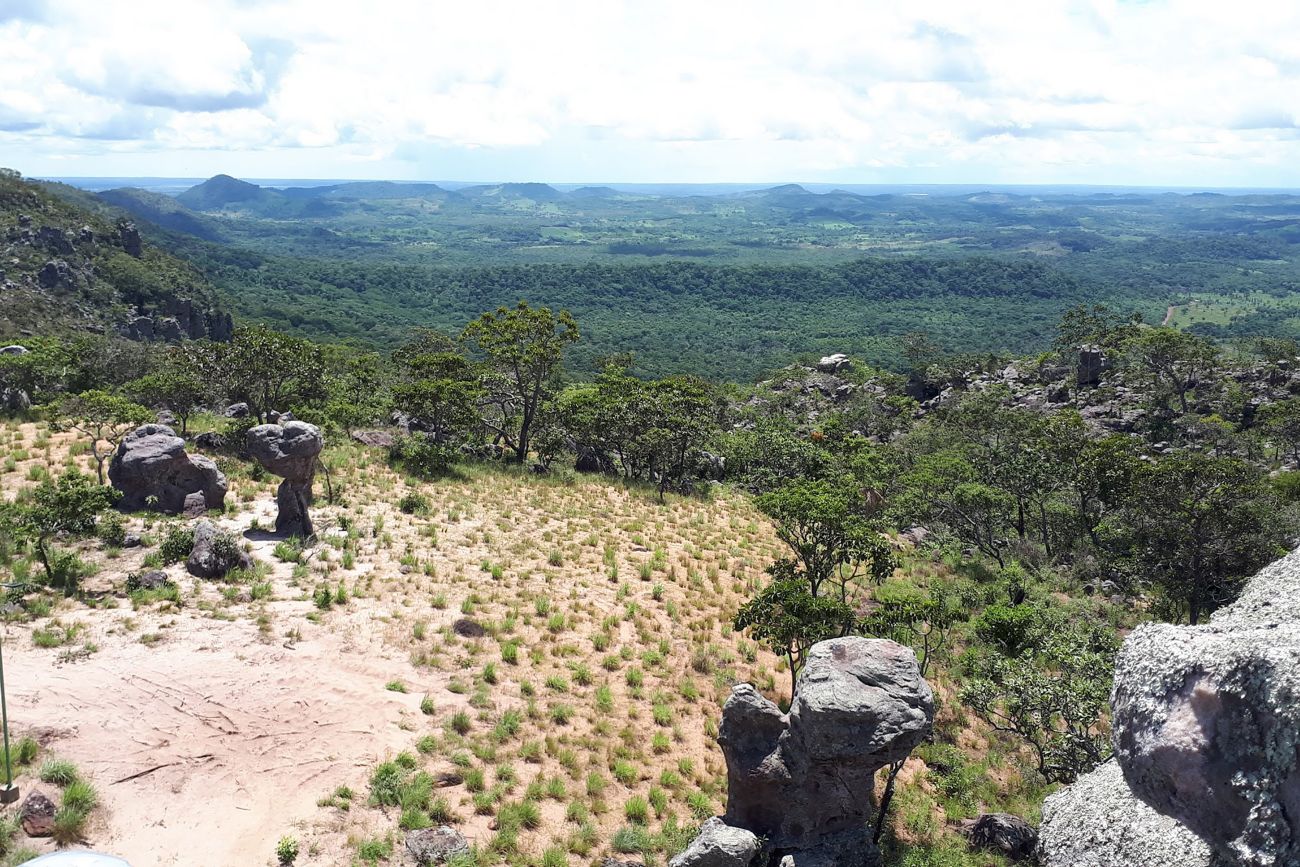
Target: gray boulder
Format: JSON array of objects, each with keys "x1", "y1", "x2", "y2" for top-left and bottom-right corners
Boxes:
[
  {"x1": 108, "y1": 424, "x2": 227, "y2": 514},
  {"x1": 185, "y1": 520, "x2": 251, "y2": 579},
  {"x1": 695, "y1": 637, "x2": 933, "y2": 867},
  {"x1": 246, "y1": 422, "x2": 323, "y2": 537},
  {"x1": 1077, "y1": 345, "x2": 1109, "y2": 387},
  {"x1": 118, "y1": 220, "x2": 142, "y2": 257},
  {"x1": 1109, "y1": 549, "x2": 1300, "y2": 866},
  {"x1": 0, "y1": 345, "x2": 28, "y2": 355},
  {"x1": 1040, "y1": 546, "x2": 1300, "y2": 867},
  {"x1": 667, "y1": 817, "x2": 760, "y2": 867},
  {"x1": 224, "y1": 402, "x2": 250, "y2": 419},
  {"x1": 405, "y1": 826, "x2": 469, "y2": 865}
]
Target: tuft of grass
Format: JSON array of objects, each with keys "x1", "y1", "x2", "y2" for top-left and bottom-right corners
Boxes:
[{"x1": 39, "y1": 758, "x2": 79, "y2": 786}]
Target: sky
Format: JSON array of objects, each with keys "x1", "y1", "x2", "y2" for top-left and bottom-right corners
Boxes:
[{"x1": 3, "y1": 0, "x2": 1300, "y2": 186}]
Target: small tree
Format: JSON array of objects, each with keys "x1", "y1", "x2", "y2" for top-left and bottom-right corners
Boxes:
[
  {"x1": 127, "y1": 349, "x2": 211, "y2": 435},
  {"x1": 210, "y1": 325, "x2": 326, "y2": 423},
  {"x1": 961, "y1": 614, "x2": 1119, "y2": 784},
  {"x1": 13, "y1": 471, "x2": 120, "y2": 595},
  {"x1": 57, "y1": 391, "x2": 153, "y2": 483},
  {"x1": 462, "y1": 301, "x2": 578, "y2": 463},
  {"x1": 736, "y1": 477, "x2": 897, "y2": 694}
]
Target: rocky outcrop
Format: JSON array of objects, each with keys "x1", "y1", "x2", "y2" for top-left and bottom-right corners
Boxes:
[
  {"x1": 247, "y1": 421, "x2": 323, "y2": 537},
  {"x1": 108, "y1": 424, "x2": 227, "y2": 514},
  {"x1": 1039, "y1": 547, "x2": 1300, "y2": 867},
  {"x1": 672, "y1": 636, "x2": 934, "y2": 867}
]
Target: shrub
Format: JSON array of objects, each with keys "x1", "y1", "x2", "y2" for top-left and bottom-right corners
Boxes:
[
  {"x1": 158, "y1": 526, "x2": 195, "y2": 564},
  {"x1": 276, "y1": 836, "x2": 300, "y2": 865},
  {"x1": 391, "y1": 435, "x2": 458, "y2": 478},
  {"x1": 95, "y1": 511, "x2": 126, "y2": 547},
  {"x1": 975, "y1": 604, "x2": 1039, "y2": 656},
  {"x1": 398, "y1": 492, "x2": 431, "y2": 516}
]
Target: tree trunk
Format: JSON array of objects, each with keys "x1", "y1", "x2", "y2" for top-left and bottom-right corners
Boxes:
[{"x1": 873, "y1": 759, "x2": 906, "y2": 844}]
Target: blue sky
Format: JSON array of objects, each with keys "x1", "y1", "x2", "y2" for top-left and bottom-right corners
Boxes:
[{"x1": 3, "y1": 0, "x2": 1300, "y2": 186}]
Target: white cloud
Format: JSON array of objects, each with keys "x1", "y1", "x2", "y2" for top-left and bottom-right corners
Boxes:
[{"x1": 3, "y1": 0, "x2": 1300, "y2": 184}]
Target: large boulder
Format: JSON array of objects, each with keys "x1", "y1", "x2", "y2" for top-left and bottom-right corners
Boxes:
[
  {"x1": 1040, "y1": 547, "x2": 1300, "y2": 867},
  {"x1": 1077, "y1": 345, "x2": 1109, "y2": 387},
  {"x1": 676, "y1": 637, "x2": 933, "y2": 867},
  {"x1": 668, "y1": 817, "x2": 760, "y2": 867},
  {"x1": 246, "y1": 422, "x2": 323, "y2": 537},
  {"x1": 108, "y1": 424, "x2": 227, "y2": 514}
]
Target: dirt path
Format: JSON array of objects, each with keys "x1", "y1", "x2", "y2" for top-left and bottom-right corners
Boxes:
[{"x1": 1162, "y1": 304, "x2": 1178, "y2": 326}]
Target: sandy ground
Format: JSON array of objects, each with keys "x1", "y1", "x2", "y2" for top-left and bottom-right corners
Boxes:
[{"x1": 2, "y1": 507, "x2": 454, "y2": 867}]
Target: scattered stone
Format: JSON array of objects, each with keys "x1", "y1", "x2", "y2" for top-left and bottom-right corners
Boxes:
[
  {"x1": 667, "y1": 817, "x2": 760, "y2": 867},
  {"x1": 193, "y1": 431, "x2": 226, "y2": 451},
  {"x1": 19, "y1": 790, "x2": 56, "y2": 837},
  {"x1": 121, "y1": 533, "x2": 142, "y2": 548},
  {"x1": 352, "y1": 430, "x2": 396, "y2": 448},
  {"x1": 961, "y1": 813, "x2": 1037, "y2": 861},
  {"x1": 185, "y1": 519, "x2": 251, "y2": 579},
  {"x1": 405, "y1": 826, "x2": 469, "y2": 866},
  {"x1": 127, "y1": 570, "x2": 172, "y2": 591},
  {"x1": 246, "y1": 422, "x2": 323, "y2": 537},
  {"x1": 900, "y1": 526, "x2": 930, "y2": 546},
  {"x1": 0, "y1": 345, "x2": 28, "y2": 355},
  {"x1": 224, "y1": 402, "x2": 250, "y2": 418},
  {"x1": 452, "y1": 618, "x2": 486, "y2": 638},
  {"x1": 108, "y1": 424, "x2": 227, "y2": 514},
  {"x1": 601, "y1": 860, "x2": 645, "y2": 867}
]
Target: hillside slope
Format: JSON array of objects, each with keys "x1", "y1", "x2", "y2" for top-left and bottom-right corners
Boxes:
[{"x1": 0, "y1": 168, "x2": 231, "y2": 341}]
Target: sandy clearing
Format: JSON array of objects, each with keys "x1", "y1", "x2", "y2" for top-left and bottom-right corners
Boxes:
[{"x1": 5, "y1": 613, "x2": 441, "y2": 867}]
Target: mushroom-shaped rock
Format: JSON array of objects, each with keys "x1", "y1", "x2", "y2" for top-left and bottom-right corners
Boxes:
[
  {"x1": 704, "y1": 636, "x2": 934, "y2": 867},
  {"x1": 246, "y1": 421, "x2": 323, "y2": 537},
  {"x1": 108, "y1": 424, "x2": 227, "y2": 514}
]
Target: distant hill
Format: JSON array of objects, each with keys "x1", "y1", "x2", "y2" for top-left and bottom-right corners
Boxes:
[
  {"x1": 177, "y1": 174, "x2": 271, "y2": 210},
  {"x1": 0, "y1": 168, "x2": 230, "y2": 342}
]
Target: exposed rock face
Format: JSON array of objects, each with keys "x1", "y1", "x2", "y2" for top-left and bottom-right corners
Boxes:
[
  {"x1": 405, "y1": 825, "x2": 469, "y2": 865},
  {"x1": 673, "y1": 637, "x2": 934, "y2": 867},
  {"x1": 1040, "y1": 761, "x2": 1213, "y2": 867},
  {"x1": 108, "y1": 424, "x2": 227, "y2": 514},
  {"x1": 247, "y1": 422, "x2": 323, "y2": 537},
  {"x1": 352, "y1": 429, "x2": 396, "y2": 448},
  {"x1": 185, "y1": 519, "x2": 251, "y2": 579},
  {"x1": 816, "y1": 353, "x2": 850, "y2": 373},
  {"x1": 667, "y1": 817, "x2": 761, "y2": 867},
  {"x1": 1077, "y1": 345, "x2": 1108, "y2": 386},
  {"x1": 1040, "y1": 547, "x2": 1300, "y2": 867}
]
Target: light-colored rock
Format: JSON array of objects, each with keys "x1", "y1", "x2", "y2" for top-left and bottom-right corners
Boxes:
[
  {"x1": 186, "y1": 519, "x2": 251, "y2": 579},
  {"x1": 1041, "y1": 546, "x2": 1300, "y2": 867},
  {"x1": 1039, "y1": 761, "x2": 1213, "y2": 867},
  {"x1": 706, "y1": 637, "x2": 932, "y2": 867},
  {"x1": 667, "y1": 817, "x2": 760, "y2": 867},
  {"x1": 405, "y1": 825, "x2": 469, "y2": 865}
]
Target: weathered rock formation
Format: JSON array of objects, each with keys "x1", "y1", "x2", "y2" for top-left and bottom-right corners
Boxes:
[
  {"x1": 671, "y1": 636, "x2": 934, "y2": 867},
  {"x1": 246, "y1": 421, "x2": 323, "y2": 537},
  {"x1": 1039, "y1": 547, "x2": 1300, "y2": 867},
  {"x1": 108, "y1": 424, "x2": 227, "y2": 514}
]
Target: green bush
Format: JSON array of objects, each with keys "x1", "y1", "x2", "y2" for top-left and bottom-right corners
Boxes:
[
  {"x1": 158, "y1": 526, "x2": 195, "y2": 564},
  {"x1": 974, "y1": 604, "x2": 1039, "y2": 656}
]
